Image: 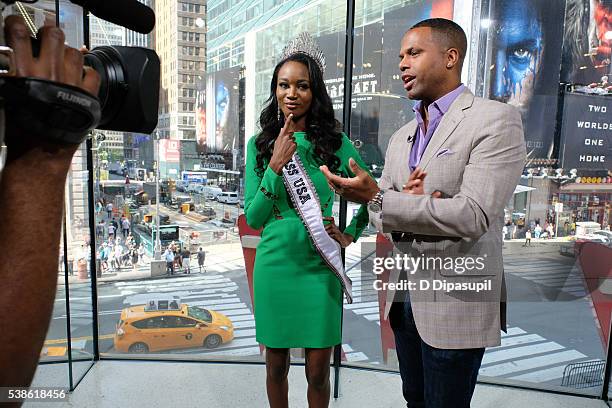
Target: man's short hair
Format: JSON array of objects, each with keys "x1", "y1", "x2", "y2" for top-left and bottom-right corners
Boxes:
[{"x1": 410, "y1": 18, "x2": 468, "y2": 63}]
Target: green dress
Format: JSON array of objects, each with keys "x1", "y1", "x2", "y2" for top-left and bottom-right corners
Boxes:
[{"x1": 244, "y1": 132, "x2": 370, "y2": 348}]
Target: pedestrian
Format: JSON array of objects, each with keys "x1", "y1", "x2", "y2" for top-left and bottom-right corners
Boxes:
[
  {"x1": 107, "y1": 222, "x2": 116, "y2": 240},
  {"x1": 96, "y1": 220, "x2": 105, "y2": 241},
  {"x1": 99, "y1": 243, "x2": 108, "y2": 273},
  {"x1": 114, "y1": 243, "x2": 124, "y2": 269},
  {"x1": 547, "y1": 223, "x2": 554, "y2": 239},
  {"x1": 95, "y1": 200, "x2": 103, "y2": 217},
  {"x1": 121, "y1": 216, "x2": 130, "y2": 238},
  {"x1": 111, "y1": 217, "x2": 119, "y2": 232},
  {"x1": 108, "y1": 245, "x2": 116, "y2": 271},
  {"x1": 131, "y1": 246, "x2": 139, "y2": 272},
  {"x1": 106, "y1": 202, "x2": 113, "y2": 219},
  {"x1": 137, "y1": 243, "x2": 145, "y2": 266},
  {"x1": 164, "y1": 247, "x2": 174, "y2": 275},
  {"x1": 197, "y1": 247, "x2": 206, "y2": 273},
  {"x1": 534, "y1": 223, "x2": 542, "y2": 239},
  {"x1": 181, "y1": 247, "x2": 191, "y2": 274},
  {"x1": 523, "y1": 229, "x2": 532, "y2": 247},
  {"x1": 173, "y1": 248, "x2": 182, "y2": 272}
]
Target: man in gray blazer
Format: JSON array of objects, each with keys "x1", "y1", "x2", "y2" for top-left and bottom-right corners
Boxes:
[{"x1": 321, "y1": 18, "x2": 526, "y2": 408}]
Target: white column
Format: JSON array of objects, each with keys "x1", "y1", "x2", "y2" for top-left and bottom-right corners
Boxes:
[{"x1": 244, "y1": 30, "x2": 257, "y2": 159}]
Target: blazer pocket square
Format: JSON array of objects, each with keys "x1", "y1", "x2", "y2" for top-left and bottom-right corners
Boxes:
[{"x1": 436, "y1": 148, "x2": 454, "y2": 157}]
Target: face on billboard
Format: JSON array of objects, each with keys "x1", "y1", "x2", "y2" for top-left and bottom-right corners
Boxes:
[
  {"x1": 490, "y1": 0, "x2": 543, "y2": 113},
  {"x1": 216, "y1": 82, "x2": 229, "y2": 129}
]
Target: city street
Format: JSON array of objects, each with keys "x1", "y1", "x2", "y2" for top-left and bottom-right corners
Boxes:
[{"x1": 47, "y1": 220, "x2": 607, "y2": 389}]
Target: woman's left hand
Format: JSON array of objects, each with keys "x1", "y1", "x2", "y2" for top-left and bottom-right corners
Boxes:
[{"x1": 323, "y1": 217, "x2": 353, "y2": 248}]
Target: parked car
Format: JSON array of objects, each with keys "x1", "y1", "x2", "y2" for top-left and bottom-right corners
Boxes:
[
  {"x1": 217, "y1": 191, "x2": 239, "y2": 204},
  {"x1": 206, "y1": 219, "x2": 234, "y2": 229},
  {"x1": 202, "y1": 186, "x2": 223, "y2": 200},
  {"x1": 186, "y1": 183, "x2": 200, "y2": 193},
  {"x1": 593, "y1": 230, "x2": 612, "y2": 243},
  {"x1": 197, "y1": 205, "x2": 216, "y2": 218},
  {"x1": 114, "y1": 299, "x2": 234, "y2": 353},
  {"x1": 176, "y1": 180, "x2": 188, "y2": 192}
]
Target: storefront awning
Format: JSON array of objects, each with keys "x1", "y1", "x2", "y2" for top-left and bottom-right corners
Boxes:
[
  {"x1": 560, "y1": 183, "x2": 612, "y2": 192},
  {"x1": 513, "y1": 185, "x2": 536, "y2": 194}
]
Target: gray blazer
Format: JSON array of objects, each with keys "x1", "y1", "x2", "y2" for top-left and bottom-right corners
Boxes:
[{"x1": 370, "y1": 88, "x2": 526, "y2": 349}]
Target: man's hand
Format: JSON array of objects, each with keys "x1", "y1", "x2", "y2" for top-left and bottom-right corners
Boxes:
[
  {"x1": 320, "y1": 158, "x2": 379, "y2": 204},
  {"x1": 4, "y1": 16, "x2": 100, "y2": 162},
  {"x1": 402, "y1": 167, "x2": 442, "y2": 198}
]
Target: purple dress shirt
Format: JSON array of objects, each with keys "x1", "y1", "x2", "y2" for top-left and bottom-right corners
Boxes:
[{"x1": 408, "y1": 84, "x2": 465, "y2": 172}]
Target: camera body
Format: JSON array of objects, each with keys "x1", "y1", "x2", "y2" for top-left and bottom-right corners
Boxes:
[{"x1": 0, "y1": 0, "x2": 160, "y2": 177}]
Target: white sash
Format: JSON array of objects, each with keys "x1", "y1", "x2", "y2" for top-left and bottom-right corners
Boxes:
[{"x1": 281, "y1": 154, "x2": 353, "y2": 304}]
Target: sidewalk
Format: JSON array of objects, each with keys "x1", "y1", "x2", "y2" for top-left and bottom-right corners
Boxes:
[
  {"x1": 58, "y1": 238, "x2": 574, "y2": 286},
  {"x1": 59, "y1": 241, "x2": 246, "y2": 285}
]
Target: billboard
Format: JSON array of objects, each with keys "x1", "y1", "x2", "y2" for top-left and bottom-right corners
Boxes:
[
  {"x1": 485, "y1": 0, "x2": 566, "y2": 161},
  {"x1": 561, "y1": 0, "x2": 612, "y2": 86},
  {"x1": 159, "y1": 139, "x2": 181, "y2": 163},
  {"x1": 559, "y1": 92, "x2": 612, "y2": 171},
  {"x1": 197, "y1": 67, "x2": 241, "y2": 154},
  {"x1": 317, "y1": 0, "x2": 454, "y2": 171}
]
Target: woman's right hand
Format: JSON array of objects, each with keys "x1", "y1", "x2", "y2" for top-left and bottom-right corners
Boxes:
[{"x1": 269, "y1": 113, "x2": 297, "y2": 174}]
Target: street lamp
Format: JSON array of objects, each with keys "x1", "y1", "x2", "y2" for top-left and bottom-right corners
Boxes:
[{"x1": 153, "y1": 131, "x2": 162, "y2": 260}]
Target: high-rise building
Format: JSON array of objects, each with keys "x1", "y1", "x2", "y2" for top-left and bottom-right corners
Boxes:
[{"x1": 155, "y1": 0, "x2": 207, "y2": 141}]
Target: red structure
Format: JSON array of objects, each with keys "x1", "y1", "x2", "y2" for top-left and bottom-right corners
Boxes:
[{"x1": 577, "y1": 242, "x2": 612, "y2": 348}]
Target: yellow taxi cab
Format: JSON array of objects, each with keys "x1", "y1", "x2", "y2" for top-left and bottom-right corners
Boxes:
[{"x1": 114, "y1": 298, "x2": 234, "y2": 353}]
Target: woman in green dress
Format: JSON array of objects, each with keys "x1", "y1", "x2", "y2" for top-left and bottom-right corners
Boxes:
[{"x1": 244, "y1": 36, "x2": 371, "y2": 407}]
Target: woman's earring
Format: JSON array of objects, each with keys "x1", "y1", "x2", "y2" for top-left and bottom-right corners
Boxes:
[{"x1": 278, "y1": 106, "x2": 283, "y2": 123}]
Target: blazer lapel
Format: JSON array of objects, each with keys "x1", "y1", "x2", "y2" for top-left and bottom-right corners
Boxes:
[
  {"x1": 398, "y1": 121, "x2": 418, "y2": 187},
  {"x1": 419, "y1": 89, "x2": 474, "y2": 171}
]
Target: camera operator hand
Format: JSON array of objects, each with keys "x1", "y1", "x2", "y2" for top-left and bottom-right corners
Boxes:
[
  {"x1": 4, "y1": 16, "x2": 100, "y2": 163},
  {"x1": 0, "y1": 16, "x2": 100, "y2": 394}
]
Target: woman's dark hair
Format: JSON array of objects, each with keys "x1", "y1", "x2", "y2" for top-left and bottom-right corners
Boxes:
[{"x1": 254, "y1": 53, "x2": 342, "y2": 176}]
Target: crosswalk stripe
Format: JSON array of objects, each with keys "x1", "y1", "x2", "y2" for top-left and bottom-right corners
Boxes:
[
  {"x1": 342, "y1": 344, "x2": 354, "y2": 352},
  {"x1": 123, "y1": 282, "x2": 237, "y2": 292},
  {"x1": 481, "y1": 350, "x2": 586, "y2": 377},
  {"x1": 364, "y1": 314, "x2": 380, "y2": 321},
  {"x1": 113, "y1": 275, "x2": 226, "y2": 286},
  {"x1": 234, "y1": 329, "x2": 256, "y2": 338},
  {"x1": 345, "y1": 352, "x2": 368, "y2": 362},
  {"x1": 488, "y1": 334, "x2": 546, "y2": 349},
  {"x1": 482, "y1": 342, "x2": 564, "y2": 365},
  {"x1": 225, "y1": 315, "x2": 254, "y2": 322},
  {"x1": 501, "y1": 327, "x2": 527, "y2": 337},
  {"x1": 198, "y1": 347, "x2": 260, "y2": 357},
  {"x1": 217, "y1": 337, "x2": 258, "y2": 349},
  {"x1": 508, "y1": 361, "x2": 588, "y2": 383},
  {"x1": 352, "y1": 307, "x2": 380, "y2": 315},
  {"x1": 233, "y1": 320, "x2": 256, "y2": 329},
  {"x1": 186, "y1": 298, "x2": 244, "y2": 306},
  {"x1": 220, "y1": 309, "x2": 252, "y2": 317},
  {"x1": 344, "y1": 301, "x2": 378, "y2": 310},
  {"x1": 206, "y1": 303, "x2": 248, "y2": 311}
]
